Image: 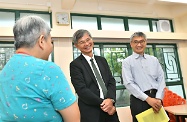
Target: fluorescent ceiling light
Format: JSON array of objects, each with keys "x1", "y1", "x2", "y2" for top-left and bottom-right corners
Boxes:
[{"x1": 158, "y1": 0, "x2": 187, "y2": 4}]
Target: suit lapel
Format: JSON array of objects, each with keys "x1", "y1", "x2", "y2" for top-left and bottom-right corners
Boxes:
[{"x1": 80, "y1": 54, "x2": 98, "y2": 85}]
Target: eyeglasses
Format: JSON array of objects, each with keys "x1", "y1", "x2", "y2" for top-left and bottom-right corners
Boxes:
[
  {"x1": 78, "y1": 38, "x2": 92, "y2": 45},
  {"x1": 132, "y1": 40, "x2": 145, "y2": 45}
]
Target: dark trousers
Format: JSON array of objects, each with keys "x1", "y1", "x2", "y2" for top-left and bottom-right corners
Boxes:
[
  {"x1": 99, "y1": 110, "x2": 120, "y2": 122},
  {"x1": 130, "y1": 89, "x2": 157, "y2": 122}
]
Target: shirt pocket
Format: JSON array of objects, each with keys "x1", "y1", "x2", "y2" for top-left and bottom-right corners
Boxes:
[{"x1": 145, "y1": 65, "x2": 158, "y2": 80}]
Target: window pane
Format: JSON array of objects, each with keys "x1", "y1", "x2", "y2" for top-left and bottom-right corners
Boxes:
[
  {"x1": 72, "y1": 16, "x2": 98, "y2": 30},
  {"x1": 167, "y1": 85, "x2": 184, "y2": 98},
  {"x1": 20, "y1": 13, "x2": 51, "y2": 27},
  {"x1": 101, "y1": 18, "x2": 124, "y2": 31},
  {"x1": 116, "y1": 89, "x2": 130, "y2": 107},
  {"x1": 0, "y1": 12, "x2": 15, "y2": 27},
  {"x1": 156, "y1": 45, "x2": 180, "y2": 82},
  {"x1": 48, "y1": 53, "x2": 53, "y2": 62},
  {"x1": 152, "y1": 20, "x2": 158, "y2": 32},
  {"x1": 103, "y1": 45, "x2": 128, "y2": 84},
  {"x1": 128, "y1": 19, "x2": 150, "y2": 32},
  {"x1": 145, "y1": 45, "x2": 154, "y2": 55},
  {"x1": 93, "y1": 45, "x2": 101, "y2": 56},
  {"x1": 0, "y1": 44, "x2": 15, "y2": 71},
  {"x1": 73, "y1": 47, "x2": 81, "y2": 59}
]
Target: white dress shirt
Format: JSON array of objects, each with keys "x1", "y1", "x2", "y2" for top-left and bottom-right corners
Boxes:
[
  {"x1": 122, "y1": 52, "x2": 166, "y2": 101},
  {"x1": 82, "y1": 54, "x2": 105, "y2": 99}
]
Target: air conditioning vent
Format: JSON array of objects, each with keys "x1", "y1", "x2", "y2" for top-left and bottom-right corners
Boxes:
[{"x1": 157, "y1": 20, "x2": 171, "y2": 32}]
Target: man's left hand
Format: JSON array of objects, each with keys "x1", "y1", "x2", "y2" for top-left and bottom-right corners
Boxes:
[{"x1": 100, "y1": 98, "x2": 113, "y2": 112}]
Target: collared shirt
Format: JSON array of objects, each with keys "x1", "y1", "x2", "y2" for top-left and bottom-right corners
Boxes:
[
  {"x1": 82, "y1": 54, "x2": 105, "y2": 99},
  {"x1": 122, "y1": 52, "x2": 166, "y2": 101}
]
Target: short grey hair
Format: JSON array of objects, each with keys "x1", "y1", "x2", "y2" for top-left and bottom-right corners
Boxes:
[
  {"x1": 72, "y1": 29, "x2": 92, "y2": 44},
  {"x1": 13, "y1": 15, "x2": 51, "y2": 50},
  {"x1": 130, "y1": 32, "x2": 147, "y2": 42}
]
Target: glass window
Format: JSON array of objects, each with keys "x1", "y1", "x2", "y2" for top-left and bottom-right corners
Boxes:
[
  {"x1": 73, "y1": 47, "x2": 81, "y2": 59},
  {"x1": 71, "y1": 13, "x2": 174, "y2": 32},
  {"x1": 103, "y1": 44, "x2": 129, "y2": 107},
  {"x1": 155, "y1": 45, "x2": 180, "y2": 82},
  {"x1": 0, "y1": 43, "x2": 15, "y2": 71},
  {"x1": 116, "y1": 89, "x2": 130, "y2": 107},
  {"x1": 128, "y1": 19, "x2": 150, "y2": 32},
  {"x1": 48, "y1": 53, "x2": 53, "y2": 62},
  {"x1": 93, "y1": 45, "x2": 101, "y2": 56},
  {"x1": 145, "y1": 45, "x2": 154, "y2": 55},
  {"x1": 0, "y1": 9, "x2": 51, "y2": 28},
  {"x1": 20, "y1": 13, "x2": 51, "y2": 27},
  {"x1": 101, "y1": 18, "x2": 124, "y2": 31},
  {"x1": 71, "y1": 16, "x2": 98, "y2": 30},
  {"x1": 103, "y1": 45, "x2": 128, "y2": 80},
  {"x1": 152, "y1": 20, "x2": 158, "y2": 32},
  {"x1": 0, "y1": 12, "x2": 15, "y2": 27},
  {"x1": 167, "y1": 85, "x2": 184, "y2": 98}
]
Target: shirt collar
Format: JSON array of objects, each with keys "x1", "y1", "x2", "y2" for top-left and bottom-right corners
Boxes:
[
  {"x1": 82, "y1": 53, "x2": 95, "y2": 62},
  {"x1": 132, "y1": 52, "x2": 146, "y2": 59}
]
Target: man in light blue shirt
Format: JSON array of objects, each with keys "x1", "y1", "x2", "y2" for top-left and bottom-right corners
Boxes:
[{"x1": 122, "y1": 32, "x2": 166, "y2": 122}]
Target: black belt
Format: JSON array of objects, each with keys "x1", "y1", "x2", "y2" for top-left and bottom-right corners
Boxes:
[{"x1": 144, "y1": 89, "x2": 157, "y2": 95}]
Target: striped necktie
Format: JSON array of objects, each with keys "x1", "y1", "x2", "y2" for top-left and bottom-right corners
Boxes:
[{"x1": 90, "y1": 58, "x2": 107, "y2": 97}]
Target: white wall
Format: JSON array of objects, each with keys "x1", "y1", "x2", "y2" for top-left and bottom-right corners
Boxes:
[{"x1": 117, "y1": 107, "x2": 132, "y2": 122}]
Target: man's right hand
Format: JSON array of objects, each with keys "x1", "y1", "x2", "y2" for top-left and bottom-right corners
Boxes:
[
  {"x1": 146, "y1": 97, "x2": 162, "y2": 113},
  {"x1": 107, "y1": 106, "x2": 116, "y2": 115}
]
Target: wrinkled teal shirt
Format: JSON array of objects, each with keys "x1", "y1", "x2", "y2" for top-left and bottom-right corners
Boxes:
[{"x1": 0, "y1": 54, "x2": 76, "y2": 122}]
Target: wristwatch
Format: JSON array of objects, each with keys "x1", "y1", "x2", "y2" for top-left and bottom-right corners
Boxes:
[{"x1": 111, "y1": 99, "x2": 115, "y2": 103}]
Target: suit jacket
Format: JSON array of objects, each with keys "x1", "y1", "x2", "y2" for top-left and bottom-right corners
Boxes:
[{"x1": 70, "y1": 54, "x2": 119, "y2": 122}]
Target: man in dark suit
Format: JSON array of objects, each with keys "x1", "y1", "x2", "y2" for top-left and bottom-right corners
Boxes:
[{"x1": 70, "y1": 29, "x2": 119, "y2": 122}]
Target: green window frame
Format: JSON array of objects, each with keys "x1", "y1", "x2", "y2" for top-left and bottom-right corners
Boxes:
[
  {"x1": 0, "y1": 9, "x2": 52, "y2": 28},
  {"x1": 71, "y1": 13, "x2": 174, "y2": 32}
]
